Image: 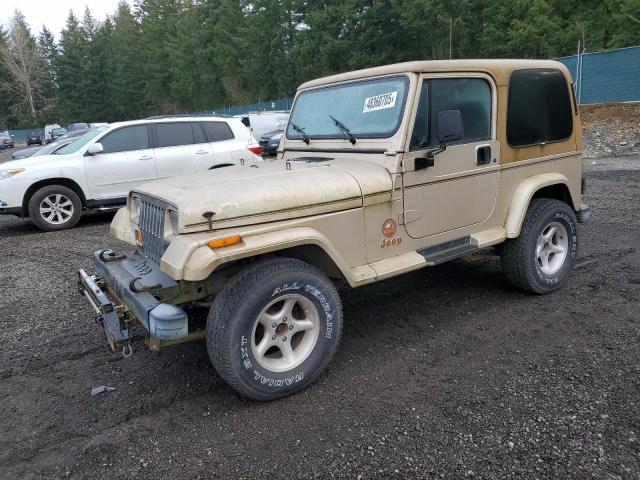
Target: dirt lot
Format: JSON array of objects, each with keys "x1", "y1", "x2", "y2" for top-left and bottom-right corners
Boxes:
[{"x1": 1, "y1": 152, "x2": 639, "y2": 478}]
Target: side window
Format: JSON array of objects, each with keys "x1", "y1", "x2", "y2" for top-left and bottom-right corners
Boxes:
[
  {"x1": 410, "y1": 78, "x2": 492, "y2": 150},
  {"x1": 100, "y1": 125, "x2": 149, "y2": 154},
  {"x1": 507, "y1": 69, "x2": 573, "y2": 147},
  {"x1": 156, "y1": 122, "x2": 195, "y2": 148},
  {"x1": 192, "y1": 123, "x2": 206, "y2": 144},
  {"x1": 429, "y1": 78, "x2": 491, "y2": 146},
  {"x1": 202, "y1": 122, "x2": 235, "y2": 142}
]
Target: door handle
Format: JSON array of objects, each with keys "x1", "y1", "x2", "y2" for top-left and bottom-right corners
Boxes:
[
  {"x1": 476, "y1": 146, "x2": 492, "y2": 165},
  {"x1": 138, "y1": 155, "x2": 153, "y2": 161},
  {"x1": 195, "y1": 150, "x2": 209, "y2": 155}
]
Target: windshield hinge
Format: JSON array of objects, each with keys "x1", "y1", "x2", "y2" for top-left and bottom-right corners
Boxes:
[{"x1": 384, "y1": 150, "x2": 403, "y2": 156}]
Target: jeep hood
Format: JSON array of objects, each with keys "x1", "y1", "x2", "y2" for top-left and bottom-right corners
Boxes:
[{"x1": 134, "y1": 158, "x2": 392, "y2": 232}]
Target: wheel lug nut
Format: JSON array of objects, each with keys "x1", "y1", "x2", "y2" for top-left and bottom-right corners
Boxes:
[
  {"x1": 271, "y1": 335, "x2": 276, "y2": 340},
  {"x1": 288, "y1": 324, "x2": 293, "y2": 330},
  {"x1": 283, "y1": 317, "x2": 287, "y2": 322},
  {"x1": 282, "y1": 336, "x2": 287, "y2": 341},
  {"x1": 272, "y1": 323, "x2": 277, "y2": 328}
]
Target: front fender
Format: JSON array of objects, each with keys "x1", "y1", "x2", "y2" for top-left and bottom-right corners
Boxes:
[
  {"x1": 504, "y1": 172, "x2": 573, "y2": 238},
  {"x1": 160, "y1": 226, "x2": 355, "y2": 284},
  {"x1": 109, "y1": 205, "x2": 136, "y2": 245}
]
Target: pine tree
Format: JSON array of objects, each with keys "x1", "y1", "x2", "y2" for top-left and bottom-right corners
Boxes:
[
  {"x1": 111, "y1": 1, "x2": 147, "y2": 119},
  {"x1": 38, "y1": 26, "x2": 59, "y2": 122},
  {"x1": 56, "y1": 11, "x2": 90, "y2": 122}
]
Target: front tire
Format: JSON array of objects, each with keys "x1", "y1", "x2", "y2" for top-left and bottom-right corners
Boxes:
[
  {"x1": 207, "y1": 257, "x2": 343, "y2": 401},
  {"x1": 28, "y1": 185, "x2": 82, "y2": 231},
  {"x1": 501, "y1": 198, "x2": 579, "y2": 294}
]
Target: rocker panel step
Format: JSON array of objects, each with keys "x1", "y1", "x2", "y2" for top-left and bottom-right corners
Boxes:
[{"x1": 417, "y1": 236, "x2": 478, "y2": 265}]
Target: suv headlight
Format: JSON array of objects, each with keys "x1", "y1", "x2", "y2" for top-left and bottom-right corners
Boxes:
[{"x1": 0, "y1": 168, "x2": 25, "y2": 180}]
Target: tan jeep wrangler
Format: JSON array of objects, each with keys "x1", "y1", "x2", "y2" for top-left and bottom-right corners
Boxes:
[{"x1": 79, "y1": 60, "x2": 590, "y2": 400}]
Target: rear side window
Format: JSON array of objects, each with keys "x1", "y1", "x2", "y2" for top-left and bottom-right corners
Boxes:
[
  {"x1": 202, "y1": 122, "x2": 235, "y2": 142},
  {"x1": 507, "y1": 69, "x2": 573, "y2": 147},
  {"x1": 156, "y1": 122, "x2": 194, "y2": 148},
  {"x1": 101, "y1": 125, "x2": 149, "y2": 154}
]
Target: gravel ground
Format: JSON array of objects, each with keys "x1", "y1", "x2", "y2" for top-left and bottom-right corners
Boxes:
[{"x1": 0, "y1": 157, "x2": 639, "y2": 480}]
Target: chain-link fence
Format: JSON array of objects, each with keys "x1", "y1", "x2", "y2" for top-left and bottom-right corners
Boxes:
[
  {"x1": 558, "y1": 45, "x2": 640, "y2": 104},
  {"x1": 193, "y1": 97, "x2": 294, "y2": 116}
]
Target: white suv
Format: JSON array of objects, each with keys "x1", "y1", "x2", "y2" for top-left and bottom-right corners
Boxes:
[{"x1": 0, "y1": 117, "x2": 263, "y2": 231}]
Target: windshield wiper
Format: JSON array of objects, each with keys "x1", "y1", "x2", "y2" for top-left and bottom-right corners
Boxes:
[
  {"x1": 290, "y1": 122, "x2": 310, "y2": 145},
  {"x1": 329, "y1": 115, "x2": 356, "y2": 145}
]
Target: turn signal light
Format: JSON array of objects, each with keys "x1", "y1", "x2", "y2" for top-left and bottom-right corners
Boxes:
[
  {"x1": 135, "y1": 229, "x2": 143, "y2": 245},
  {"x1": 247, "y1": 145, "x2": 263, "y2": 156},
  {"x1": 208, "y1": 235, "x2": 242, "y2": 249}
]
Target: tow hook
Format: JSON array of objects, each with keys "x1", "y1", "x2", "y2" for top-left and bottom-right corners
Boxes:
[{"x1": 122, "y1": 343, "x2": 133, "y2": 358}]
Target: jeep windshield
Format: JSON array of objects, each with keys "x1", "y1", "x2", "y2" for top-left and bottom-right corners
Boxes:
[{"x1": 286, "y1": 75, "x2": 409, "y2": 141}]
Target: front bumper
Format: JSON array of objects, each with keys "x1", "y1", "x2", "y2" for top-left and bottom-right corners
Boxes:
[{"x1": 78, "y1": 250, "x2": 190, "y2": 351}]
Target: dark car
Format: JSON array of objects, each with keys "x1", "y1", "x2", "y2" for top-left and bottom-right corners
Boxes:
[
  {"x1": 259, "y1": 129, "x2": 283, "y2": 156},
  {"x1": 0, "y1": 132, "x2": 15, "y2": 148},
  {"x1": 26, "y1": 131, "x2": 43, "y2": 146}
]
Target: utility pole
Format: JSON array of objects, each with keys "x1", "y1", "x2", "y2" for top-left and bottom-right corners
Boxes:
[{"x1": 449, "y1": 17, "x2": 453, "y2": 59}]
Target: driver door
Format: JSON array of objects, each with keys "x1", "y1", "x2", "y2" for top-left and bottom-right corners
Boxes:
[
  {"x1": 84, "y1": 125, "x2": 157, "y2": 200},
  {"x1": 402, "y1": 75, "x2": 500, "y2": 239}
]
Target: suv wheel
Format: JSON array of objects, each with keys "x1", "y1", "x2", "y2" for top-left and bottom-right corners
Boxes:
[
  {"x1": 28, "y1": 185, "x2": 82, "y2": 231},
  {"x1": 501, "y1": 198, "x2": 578, "y2": 294},
  {"x1": 207, "y1": 257, "x2": 343, "y2": 401}
]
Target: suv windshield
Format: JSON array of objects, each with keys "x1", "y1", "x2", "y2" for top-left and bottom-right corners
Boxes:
[
  {"x1": 55, "y1": 126, "x2": 107, "y2": 155},
  {"x1": 287, "y1": 75, "x2": 409, "y2": 141}
]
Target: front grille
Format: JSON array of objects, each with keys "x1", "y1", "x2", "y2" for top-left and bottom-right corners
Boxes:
[{"x1": 138, "y1": 196, "x2": 168, "y2": 264}]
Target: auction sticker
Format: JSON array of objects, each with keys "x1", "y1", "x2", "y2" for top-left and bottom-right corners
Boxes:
[{"x1": 363, "y1": 91, "x2": 397, "y2": 113}]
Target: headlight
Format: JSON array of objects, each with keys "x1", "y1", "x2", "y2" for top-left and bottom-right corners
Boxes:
[
  {"x1": 272, "y1": 133, "x2": 283, "y2": 140},
  {"x1": 0, "y1": 168, "x2": 25, "y2": 180},
  {"x1": 130, "y1": 195, "x2": 141, "y2": 224}
]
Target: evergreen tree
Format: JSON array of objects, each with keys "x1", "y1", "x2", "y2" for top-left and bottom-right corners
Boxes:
[
  {"x1": 111, "y1": 1, "x2": 147, "y2": 119},
  {"x1": 135, "y1": 0, "x2": 186, "y2": 113},
  {"x1": 37, "y1": 26, "x2": 59, "y2": 122},
  {"x1": 56, "y1": 11, "x2": 90, "y2": 122}
]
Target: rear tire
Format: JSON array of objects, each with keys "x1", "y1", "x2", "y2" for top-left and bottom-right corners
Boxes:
[
  {"x1": 28, "y1": 185, "x2": 82, "y2": 231},
  {"x1": 501, "y1": 198, "x2": 578, "y2": 294},
  {"x1": 207, "y1": 257, "x2": 343, "y2": 401}
]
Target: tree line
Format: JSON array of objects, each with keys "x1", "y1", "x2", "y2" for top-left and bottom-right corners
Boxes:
[{"x1": 1, "y1": 0, "x2": 639, "y2": 129}]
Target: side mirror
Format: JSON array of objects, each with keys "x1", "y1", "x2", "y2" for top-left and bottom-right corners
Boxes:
[
  {"x1": 86, "y1": 142, "x2": 103, "y2": 156},
  {"x1": 419, "y1": 110, "x2": 464, "y2": 170},
  {"x1": 437, "y1": 110, "x2": 464, "y2": 144}
]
